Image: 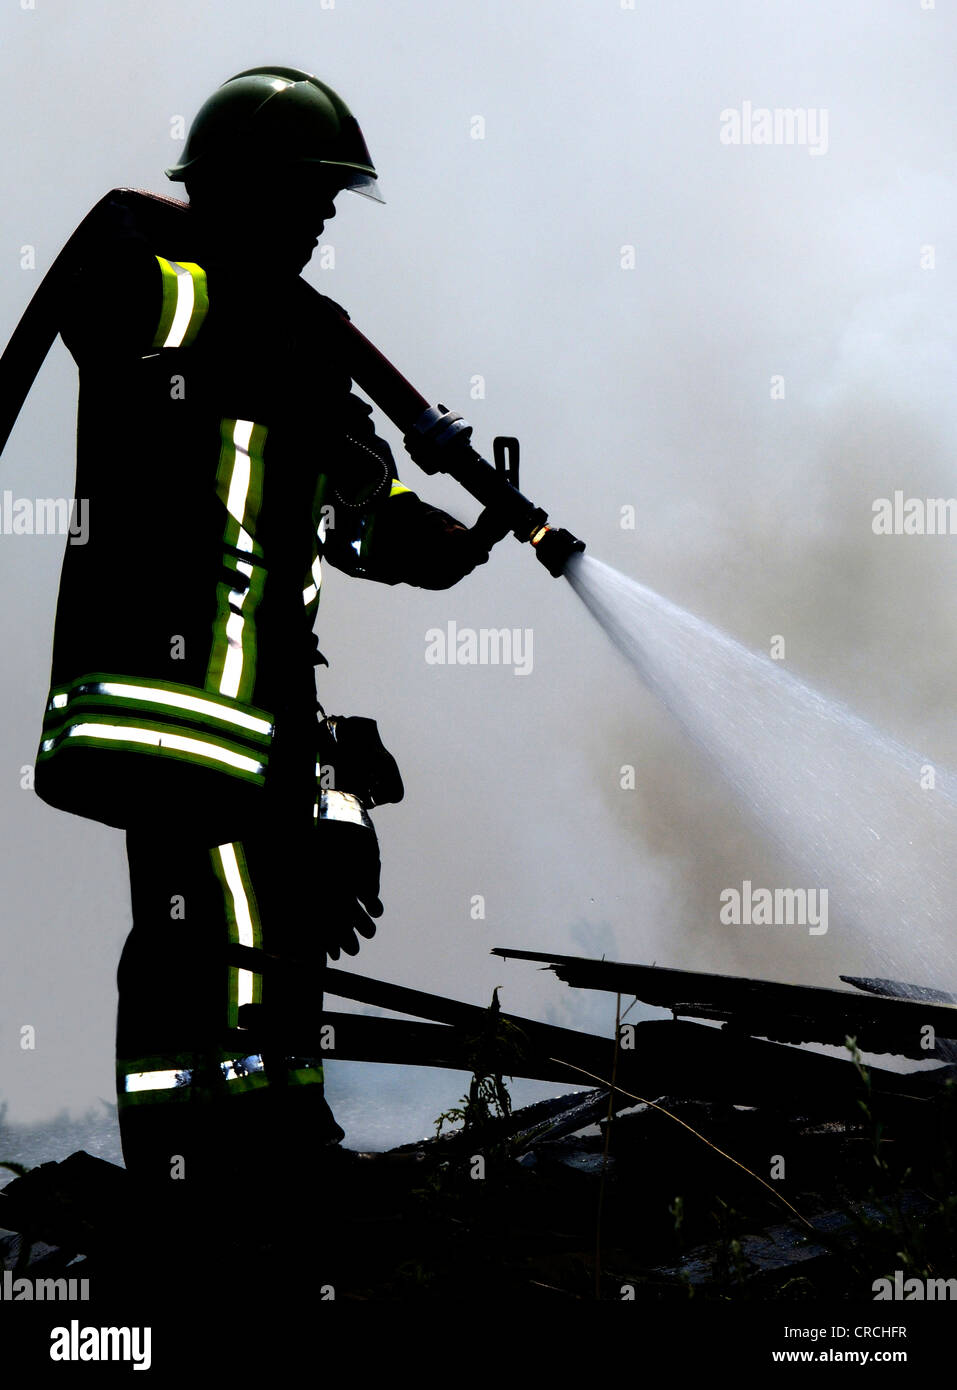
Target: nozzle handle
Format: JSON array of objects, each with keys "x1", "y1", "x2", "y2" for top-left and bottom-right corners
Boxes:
[
  {"x1": 469, "y1": 437, "x2": 522, "y2": 550},
  {"x1": 492, "y1": 436, "x2": 520, "y2": 489}
]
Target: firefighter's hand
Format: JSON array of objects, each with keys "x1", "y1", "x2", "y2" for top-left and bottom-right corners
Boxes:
[
  {"x1": 413, "y1": 513, "x2": 491, "y2": 589},
  {"x1": 322, "y1": 884, "x2": 380, "y2": 962},
  {"x1": 318, "y1": 800, "x2": 383, "y2": 961}
]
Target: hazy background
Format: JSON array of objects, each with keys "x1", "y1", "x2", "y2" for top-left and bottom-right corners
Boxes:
[{"x1": 2, "y1": 0, "x2": 956, "y2": 1147}]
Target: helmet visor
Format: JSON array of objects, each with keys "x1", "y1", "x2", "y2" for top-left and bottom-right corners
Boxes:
[{"x1": 335, "y1": 167, "x2": 386, "y2": 203}]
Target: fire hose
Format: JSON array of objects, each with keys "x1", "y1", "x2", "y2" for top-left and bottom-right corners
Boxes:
[{"x1": 0, "y1": 188, "x2": 586, "y2": 576}]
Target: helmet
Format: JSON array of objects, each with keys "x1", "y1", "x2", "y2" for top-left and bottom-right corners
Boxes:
[{"x1": 165, "y1": 66, "x2": 384, "y2": 202}]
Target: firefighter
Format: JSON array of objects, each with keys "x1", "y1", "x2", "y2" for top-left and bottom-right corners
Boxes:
[{"x1": 32, "y1": 67, "x2": 490, "y2": 1196}]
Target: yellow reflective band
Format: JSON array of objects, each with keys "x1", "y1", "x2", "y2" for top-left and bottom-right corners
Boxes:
[
  {"x1": 92, "y1": 680, "x2": 271, "y2": 737},
  {"x1": 226, "y1": 420, "x2": 254, "y2": 536},
  {"x1": 214, "y1": 417, "x2": 266, "y2": 557},
  {"x1": 210, "y1": 420, "x2": 268, "y2": 703},
  {"x1": 220, "y1": 564, "x2": 252, "y2": 700},
  {"x1": 122, "y1": 1054, "x2": 266, "y2": 1094},
  {"x1": 389, "y1": 480, "x2": 411, "y2": 497},
  {"x1": 215, "y1": 842, "x2": 259, "y2": 950},
  {"x1": 42, "y1": 722, "x2": 265, "y2": 777},
  {"x1": 212, "y1": 842, "x2": 263, "y2": 1030},
  {"x1": 152, "y1": 257, "x2": 209, "y2": 350}
]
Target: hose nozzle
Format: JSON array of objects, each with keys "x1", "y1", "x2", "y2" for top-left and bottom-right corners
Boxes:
[
  {"x1": 529, "y1": 524, "x2": 586, "y2": 578},
  {"x1": 404, "y1": 407, "x2": 585, "y2": 578}
]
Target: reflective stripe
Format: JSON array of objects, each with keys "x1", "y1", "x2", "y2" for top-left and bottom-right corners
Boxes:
[
  {"x1": 41, "y1": 674, "x2": 272, "y2": 751},
  {"x1": 303, "y1": 498, "x2": 331, "y2": 606},
  {"x1": 319, "y1": 789, "x2": 373, "y2": 829},
  {"x1": 208, "y1": 555, "x2": 268, "y2": 703},
  {"x1": 209, "y1": 419, "x2": 268, "y2": 703},
  {"x1": 212, "y1": 841, "x2": 263, "y2": 1029},
  {"x1": 124, "y1": 1068, "x2": 186, "y2": 1094},
  {"x1": 389, "y1": 479, "x2": 411, "y2": 497},
  {"x1": 38, "y1": 719, "x2": 267, "y2": 782},
  {"x1": 216, "y1": 418, "x2": 266, "y2": 558},
  {"x1": 118, "y1": 1053, "x2": 267, "y2": 1105},
  {"x1": 152, "y1": 258, "x2": 209, "y2": 350},
  {"x1": 53, "y1": 678, "x2": 272, "y2": 739},
  {"x1": 302, "y1": 553, "x2": 323, "y2": 606}
]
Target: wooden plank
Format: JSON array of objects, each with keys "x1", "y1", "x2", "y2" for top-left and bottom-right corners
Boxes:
[{"x1": 492, "y1": 949, "x2": 957, "y2": 1057}]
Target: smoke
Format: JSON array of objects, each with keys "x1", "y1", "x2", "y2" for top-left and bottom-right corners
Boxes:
[{"x1": 3, "y1": 0, "x2": 957, "y2": 1134}]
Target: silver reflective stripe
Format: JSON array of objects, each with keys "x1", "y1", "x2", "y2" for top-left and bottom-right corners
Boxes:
[
  {"x1": 212, "y1": 841, "x2": 263, "y2": 1028},
  {"x1": 319, "y1": 789, "x2": 373, "y2": 829},
  {"x1": 226, "y1": 418, "x2": 256, "y2": 557},
  {"x1": 124, "y1": 1053, "x2": 265, "y2": 1094},
  {"x1": 210, "y1": 419, "x2": 267, "y2": 702},
  {"x1": 91, "y1": 680, "x2": 271, "y2": 737},
  {"x1": 43, "y1": 722, "x2": 265, "y2": 776},
  {"x1": 220, "y1": 556, "x2": 254, "y2": 700},
  {"x1": 125, "y1": 1068, "x2": 185, "y2": 1094},
  {"x1": 216, "y1": 843, "x2": 257, "y2": 947},
  {"x1": 215, "y1": 842, "x2": 259, "y2": 1010},
  {"x1": 153, "y1": 258, "x2": 209, "y2": 350},
  {"x1": 220, "y1": 1054, "x2": 265, "y2": 1082},
  {"x1": 302, "y1": 553, "x2": 323, "y2": 605},
  {"x1": 165, "y1": 262, "x2": 197, "y2": 348}
]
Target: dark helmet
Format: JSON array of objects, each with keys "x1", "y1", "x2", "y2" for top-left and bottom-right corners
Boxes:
[{"x1": 165, "y1": 66, "x2": 384, "y2": 202}]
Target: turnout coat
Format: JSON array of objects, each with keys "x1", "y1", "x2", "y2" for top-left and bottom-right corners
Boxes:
[{"x1": 32, "y1": 189, "x2": 445, "y2": 840}]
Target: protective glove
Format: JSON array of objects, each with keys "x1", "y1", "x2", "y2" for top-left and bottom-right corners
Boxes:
[
  {"x1": 416, "y1": 510, "x2": 491, "y2": 589},
  {"x1": 316, "y1": 790, "x2": 383, "y2": 961},
  {"x1": 388, "y1": 499, "x2": 491, "y2": 589},
  {"x1": 319, "y1": 715, "x2": 403, "y2": 807}
]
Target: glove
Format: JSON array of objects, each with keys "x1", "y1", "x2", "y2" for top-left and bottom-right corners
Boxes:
[
  {"x1": 405, "y1": 506, "x2": 491, "y2": 589},
  {"x1": 319, "y1": 715, "x2": 404, "y2": 808},
  {"x1": 317, "y1": 791, "x2": 383, "y2": 962}
]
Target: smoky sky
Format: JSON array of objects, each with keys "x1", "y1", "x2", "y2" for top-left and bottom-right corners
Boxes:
[{"x1": 1, "y1": 0, "x2": 956, "y2": 1123}]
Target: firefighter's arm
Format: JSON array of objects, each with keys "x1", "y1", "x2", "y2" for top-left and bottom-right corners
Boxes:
[{"x1": 321, "y1": 393, "x2": 491, "y2": 589}]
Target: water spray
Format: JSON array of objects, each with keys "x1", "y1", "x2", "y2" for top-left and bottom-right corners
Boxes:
[{"x1": 3, "y1": 191, "x2": 952, "y2": 992}]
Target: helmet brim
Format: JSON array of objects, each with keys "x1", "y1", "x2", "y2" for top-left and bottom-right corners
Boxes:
[
  {"x1": 338, "y1": 170, "x2": 385, "y2": 204},
  {"x1": 165, "y1": 157, "x2": 385, "y2": 204}
]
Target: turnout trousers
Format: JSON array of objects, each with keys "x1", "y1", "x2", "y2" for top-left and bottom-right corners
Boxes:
[{"x1": 115, "y1": 803, "x2": 342, "y2": 1190}]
